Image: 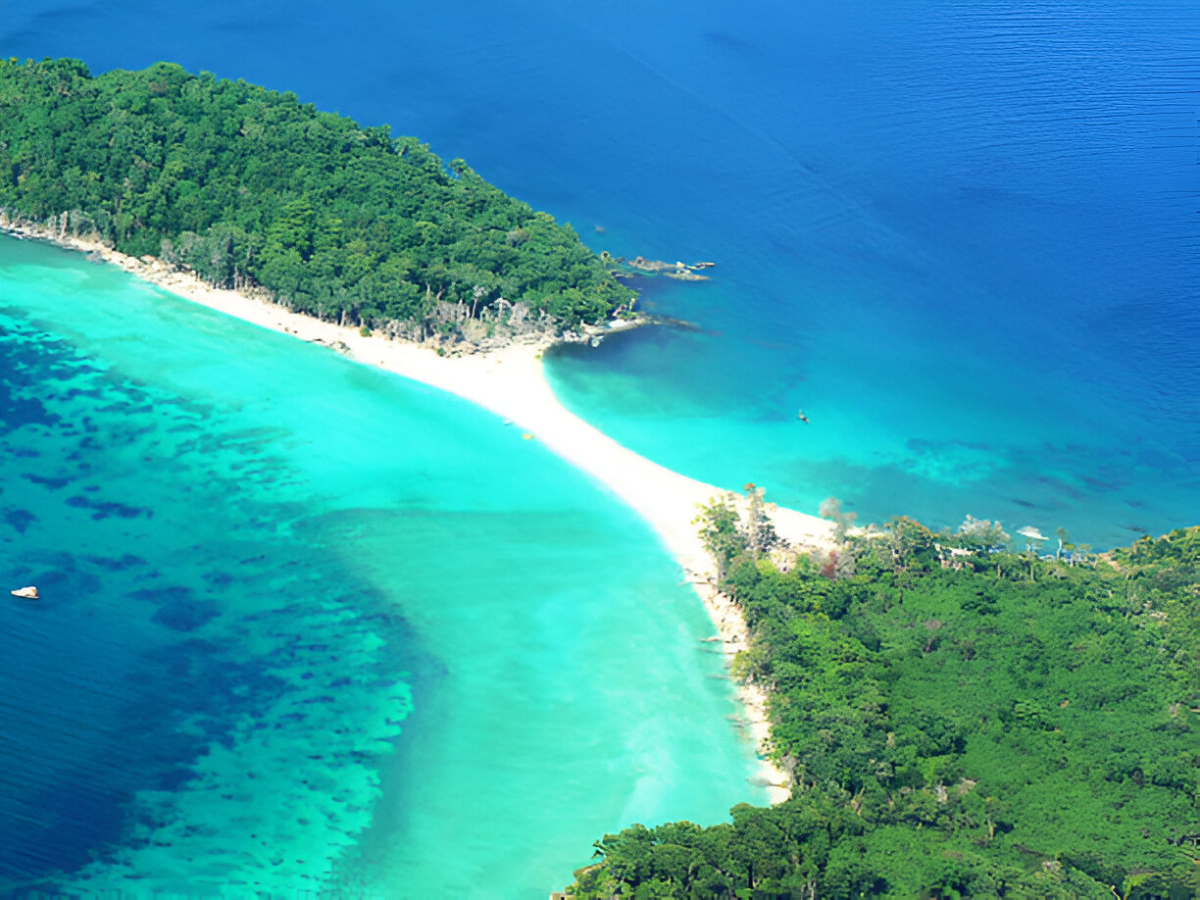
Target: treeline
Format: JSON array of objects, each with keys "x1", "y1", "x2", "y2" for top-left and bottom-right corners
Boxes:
[
  {"x1": 572, "y1": 505, "x2": 1199, "y2": 899},
  {"x1": 0, "y1": 57, "x2": 635, "y2": 335}
]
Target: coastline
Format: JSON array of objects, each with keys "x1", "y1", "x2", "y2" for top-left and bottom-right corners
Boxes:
[{"x1": 1, "y1": 221, "x2": 834, "y2": 804}]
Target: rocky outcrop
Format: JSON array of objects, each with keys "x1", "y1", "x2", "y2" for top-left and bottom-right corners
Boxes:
[{"x1": 623, "y1": 256, "x2": 714, "y2": 280}]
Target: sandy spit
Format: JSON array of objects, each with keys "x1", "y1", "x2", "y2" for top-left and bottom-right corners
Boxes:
[{"x1": 2, "y1": 220, "x2": 835, "y2": 803}]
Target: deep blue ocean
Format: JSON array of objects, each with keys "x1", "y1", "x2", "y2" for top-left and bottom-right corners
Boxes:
[
  {"x1": 5, "y1": 1, "x2": 1198, "y2": 541},
  {"x1": 1, "y1": 0, "x2": 1198, "y2": 894}
]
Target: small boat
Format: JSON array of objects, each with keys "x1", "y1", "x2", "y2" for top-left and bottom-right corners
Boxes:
[
  {"x1": 797, "y1": 409, "x2": 809, "y2": 423},
  {"x1": 11, "y1": 586, "x2": 39, "y2": 600}
]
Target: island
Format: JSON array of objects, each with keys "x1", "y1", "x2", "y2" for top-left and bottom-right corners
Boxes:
[{"x1": 0, "y1": 57, "x2": 638, "y2": 353}]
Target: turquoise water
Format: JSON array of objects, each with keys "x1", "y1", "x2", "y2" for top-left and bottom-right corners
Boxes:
[
  {"x1": 1, "y1": 0, "x2": 1197, "y2": 890},
  {"x1": 0, "y1": 236, "x2": 764, "y2": 894}
]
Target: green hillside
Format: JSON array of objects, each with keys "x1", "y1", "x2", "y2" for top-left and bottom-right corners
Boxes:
[
  {"x1": 0, "y1": 57, "x2": 634, "y2": 334},
  {"x1": 573, "y1": 511, "x2": 1199, "y2": 899}
]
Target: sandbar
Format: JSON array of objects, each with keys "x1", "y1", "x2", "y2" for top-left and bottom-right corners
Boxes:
[{"x1": 2, "y1": 222, "x2": 835, "y2": 803}]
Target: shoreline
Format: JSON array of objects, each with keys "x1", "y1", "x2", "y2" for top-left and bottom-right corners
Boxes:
[{"x1": 1, "y1": 221, "x2": 834, "y2": 804}]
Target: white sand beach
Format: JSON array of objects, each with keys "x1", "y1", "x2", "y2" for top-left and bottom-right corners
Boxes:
[{"x1": 3, "y1": 222, "x2": 835, "y2": 803}]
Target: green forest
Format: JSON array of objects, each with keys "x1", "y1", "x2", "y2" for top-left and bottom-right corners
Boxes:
[
  {"x1": 5, "y1": 55, "x2": 1195, "y2": 900},
  {"x1": 572, "y1": 504, "x2": 1199, "y2": 899},
  {"x1": 0, "y1": 57, "x2": 635, "y2": 336}
]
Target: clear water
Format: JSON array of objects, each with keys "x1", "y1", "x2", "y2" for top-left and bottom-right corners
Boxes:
[
  {"x1": 0, "y1": 237, "x2": 763, "y2": 895},
  {"x1": 1, "y1": 0, "x2": 1197, "y2": 890}
]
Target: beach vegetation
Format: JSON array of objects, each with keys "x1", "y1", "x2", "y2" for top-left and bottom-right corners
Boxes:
[
  {"x1": 695, "y1": 485, "x2": 783, "y2": 582},
  {"x1": 0, "y1": 57, "x2": 635, "y2": 340},
  {"x1": 572, "y1": 520, "x2": 1200, "y2": 899}
]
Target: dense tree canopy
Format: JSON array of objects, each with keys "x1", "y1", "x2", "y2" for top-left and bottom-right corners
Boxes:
[
  {"x1": 0, "y1": 57, "x2": 635, "y2": 334},
  {"x1": 573, "y1": 516, "x2": 1199, "y2": 899}
]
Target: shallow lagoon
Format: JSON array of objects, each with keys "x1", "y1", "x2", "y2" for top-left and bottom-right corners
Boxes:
[{"x1": 0, "y1": 236, "x2": 764, "y2": 894}]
